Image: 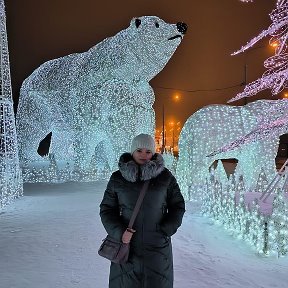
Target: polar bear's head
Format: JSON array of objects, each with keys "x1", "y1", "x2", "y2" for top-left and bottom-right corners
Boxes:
[{"x1": 127, "y1": 16, "x2": 188, "y2": 80}]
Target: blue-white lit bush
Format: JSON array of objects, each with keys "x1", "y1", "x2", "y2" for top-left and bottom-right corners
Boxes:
[
  {"x1": 201, "y1": 170, "x2": 288, "y2": 257},
  {"x1": 21, "y1": 153, "x2": 111, "y2": 183}
]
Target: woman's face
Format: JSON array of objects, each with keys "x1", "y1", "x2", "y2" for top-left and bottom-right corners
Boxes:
[{"x1": 132, "y1": 148, "x2": 153, "y2": 165}]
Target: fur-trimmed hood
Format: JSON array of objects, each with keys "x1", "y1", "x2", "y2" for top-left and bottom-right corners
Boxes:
[{"x1": 118, "y1": 152, "x2": 165, "y2": 182}]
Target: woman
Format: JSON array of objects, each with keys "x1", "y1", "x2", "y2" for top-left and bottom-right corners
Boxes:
[{"x1": 100, "y1": 133, "x2": 185, "y2": 288}]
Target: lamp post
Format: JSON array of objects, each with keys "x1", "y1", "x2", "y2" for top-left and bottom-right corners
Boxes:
[
  {"x1": 161, "y1": 104, "x2": 165, "y2": 153},
  {"x1": 169, "y1": 121, "x2": 175, "y2": 151},
  {"x1": 161, "y1": 93, "x2": 181, "y2": 154},
  {"x1": 242, "y1": 44, "x2": 274, "y2": 105},
  {"x1": 243, "y1": 63, "x2": 248, "y2": 105},
  {"x1": 172, "y1": 128, "x2": 174, "y2": 150}
]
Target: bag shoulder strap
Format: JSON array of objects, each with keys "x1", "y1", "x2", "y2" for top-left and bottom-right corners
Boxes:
[{"x1": 128, "y1": 180, "x2": 150, "y2": 229}]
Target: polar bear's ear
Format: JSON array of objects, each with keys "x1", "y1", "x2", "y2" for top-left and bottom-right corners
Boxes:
[{"x1": 135, "y1": 18, "x2": 141, "y2": 28}]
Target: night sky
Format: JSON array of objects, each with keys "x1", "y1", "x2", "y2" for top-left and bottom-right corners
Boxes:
[{"x1": 5, "y1": 0, "x2": 277, "y2": 132}]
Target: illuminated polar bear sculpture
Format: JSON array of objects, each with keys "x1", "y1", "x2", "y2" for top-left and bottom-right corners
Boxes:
[
  {"x1": 176, "y1": 100, "x2": 282, "y2": 199},
  {"x1": 16, "y1": 16, "x2": 187, "y2": 170}
]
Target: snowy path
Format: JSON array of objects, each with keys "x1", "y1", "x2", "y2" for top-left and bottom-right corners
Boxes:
[{"x1": 0, "y1": 181, "x2": 287, "y2": 288}]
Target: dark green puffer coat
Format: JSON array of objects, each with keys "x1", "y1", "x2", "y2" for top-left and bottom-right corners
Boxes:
[{"x1": 100, "y1": 152, "x2": 185, "y2": 288}]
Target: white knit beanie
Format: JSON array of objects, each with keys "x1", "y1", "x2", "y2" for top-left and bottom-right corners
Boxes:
[{"x1": 130, "y1": 134, "x2": 156, "y2": 155}]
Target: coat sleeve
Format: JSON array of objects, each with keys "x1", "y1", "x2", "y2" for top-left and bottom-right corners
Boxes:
[
  {"x1": 159, "y1": 174, "x2": 185, "y2": 237},
  {"x1": 99, "y1": 174, "x2": 126, "y2": 241}
]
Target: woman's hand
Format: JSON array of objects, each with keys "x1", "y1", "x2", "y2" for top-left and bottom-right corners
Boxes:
[{"x1": 122, "y1": 228, "x2": 136, "y2": 243}]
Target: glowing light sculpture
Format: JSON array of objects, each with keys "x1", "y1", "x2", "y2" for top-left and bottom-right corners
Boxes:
[
  {"x1": 208, "y1": 99, "x2": 288, "y2": 156},
  {"x1": 176, "y1": 100, "x2": 280, "y2": 199},
  {"x1": 162, "y1": 151, "x2": 177, "y2": 174},
  {"x1": 0, "y1": 0, "x2": 23, "y2": 207},
  {"x1": 214, "y1": 160, "x2": 229, "y2": 185},
  {"x1": 202, "y1": 172, "x2": 288, "y2": 256},
  {"x1": 16, "y1": 16, "x2": 187, "y2": 177},
  {"x1": 269, "y1": 191, "x2": 288, "y2": 257},
  {"x1": 254, "y1": 167, "x2": 268, "y2": 192}
]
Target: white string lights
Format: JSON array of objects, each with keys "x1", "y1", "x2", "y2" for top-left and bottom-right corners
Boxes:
[
  {"x1": 176, "y1": 100, "x2": 279, "y2": 199},
  {"x1": 182, "y1": 1, "x2": 288, "y2": 256},
  {"x1": 208, "y1": 99, "x2": 288, "y2": 156},
  {"x1": 21, "y1": 153, "x2": 111, "y2": 183},
  {"x1": 202, "y1": 171, "x2": 288, "y2": 257},
  {"x1": 16, "y1": 16, "x2": 186, "y2": 177},
  {"x1": 0, "y1": 0, "x2": 23, "y2": 207}
]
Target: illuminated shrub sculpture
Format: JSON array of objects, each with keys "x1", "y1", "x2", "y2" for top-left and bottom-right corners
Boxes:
[
  {"x1": 202, "y1": 171, "x2": 288, "y2": 257},
  {"x1": 16, "y1": 16, "x2": 187, "y2": 172}
]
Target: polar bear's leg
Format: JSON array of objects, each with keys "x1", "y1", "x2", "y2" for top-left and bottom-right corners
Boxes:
[
  {"x1": 73, "y1": 130, "x2": 98, "y2": 171},
  {"x1": 49, "y1": 124, "x2": 73, "y2": 161},
  {"x1": 49, "y1": 129, "x2": 70, "y2": 160},
  {"x1": 103, "y1": 141, "x2": 117, "y2": 171},
  {"x1": 95, "y1": 132, "x2": 116, "y2": 171},
  {"x1": 16, "y1": 92, "x2": 52, "y2": 163}
]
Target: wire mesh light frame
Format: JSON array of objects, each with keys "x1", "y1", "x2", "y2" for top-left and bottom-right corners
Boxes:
[{"x1": 0, "y1": 0, "x2": 23, "y2": 208}]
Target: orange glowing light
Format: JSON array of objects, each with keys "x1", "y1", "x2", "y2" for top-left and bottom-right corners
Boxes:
[
  {"x1": 173, "y1": 94, "x2": 180, "y2": 101},
  {"x1": 270, "y1": 42, "x2": 279, "y2": 48}
]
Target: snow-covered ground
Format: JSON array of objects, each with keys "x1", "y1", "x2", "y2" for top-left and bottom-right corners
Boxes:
[{"x1": 1, "y1": 181, "x2": 288, "y2": 288}]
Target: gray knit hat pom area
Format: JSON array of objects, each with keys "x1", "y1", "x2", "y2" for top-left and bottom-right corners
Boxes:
[{"x1": 130, "y1": 134, "x2": 156, "y2": 155}]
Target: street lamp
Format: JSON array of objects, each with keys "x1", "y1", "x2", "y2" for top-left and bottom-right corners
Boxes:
[
  {"x1": 283, "y1": 92, "x2": 288, "y2": 99},
  {"x1": 242, "y1": 43, "x2": 277, "y2": 105},
  {"x1": 161, "y1": 93, "x2": 181, "y2": 153},
  {"x1": 169, "y1": 121, "x2": 175, "y2": 151},
  {"x1": 173, "y1": 94, "x2": 180, "y2": 102},
  {"x1": 161, "y1": 104, "x2": 165, "y2": 153}
]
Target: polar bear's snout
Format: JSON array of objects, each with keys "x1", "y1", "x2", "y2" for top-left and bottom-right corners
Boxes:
[
  {"x1": 177, "y1": 22, "x2": 188, "y2": 34},
  {"x1": 168, "y1": 22, "x2": 188, "y2": 40}
]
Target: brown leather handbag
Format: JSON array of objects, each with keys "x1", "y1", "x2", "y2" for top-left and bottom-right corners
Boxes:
[{"x1": 98, "y1": 180, "x2": 150, "y2": 264}]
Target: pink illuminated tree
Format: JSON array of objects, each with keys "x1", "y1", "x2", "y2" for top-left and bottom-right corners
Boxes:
[
  {"x1": 208, "y1": 0, "x2": 288, "y2": 157},
  {"x1": 230, "y1": 0, "x2": 287, "y2": 102}
]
